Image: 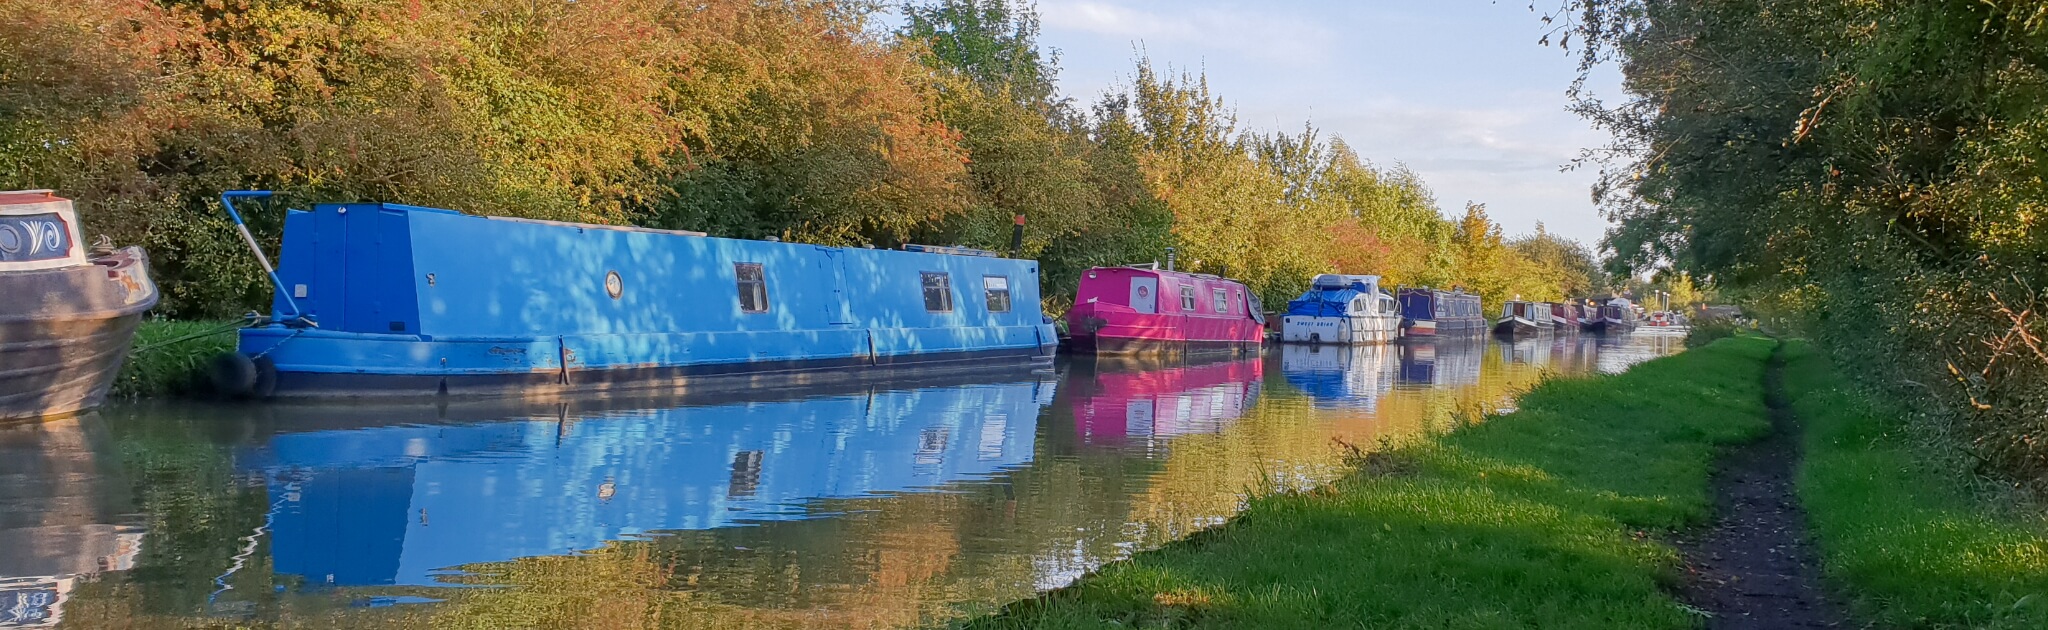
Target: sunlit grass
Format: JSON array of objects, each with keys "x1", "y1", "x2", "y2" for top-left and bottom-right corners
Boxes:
[
  {"x1": 1784, "y1": 340, "x2": 2048, "y2": 629},
  {"x1": 962, "y1": 336, "x2": 1775, "y2": 629}
]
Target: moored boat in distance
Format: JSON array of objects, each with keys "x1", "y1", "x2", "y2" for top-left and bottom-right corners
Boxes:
[
  {"x1": 1574, "y1": 301, "x2": 1603, "y2": 332},
  {"x1": 1589, "y1": 297, "x2": 1640, "y2": 333},
  {"x1": 0, "y1": 190, "x2": 159, "y2": 420},
  {"x1": 220, "y1": 196, "x2": 1055, "y2": 399},
  {"x1": 1549, "y1": 302, "x2": 1582, "y2": 333},
  {"x1": 1397, "y1": 287, "x2": 1484, "y2": 337},
  {"x1": 1065, "y1": 266, "x2": 1264, "y2": 356},
  {"x1": 1280, "y1": 274, "x2": 1400, "y2": 345},
  {"x1": 1493, "y1": 300, "x2": 1552, "y2": 338}
]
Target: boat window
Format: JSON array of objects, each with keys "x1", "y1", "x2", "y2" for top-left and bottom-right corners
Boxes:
[
  {"x1": 1180, "y1": 285, "x2": 1197, "y2": 311},
  {"x1": 922, "y1": 272, "x2": 954, "y2": 312},
  {"x1": 735, "y1": 263, "x2": 769, "y2": 313},
  {"x1": 1213, "y1": 288, "x2": 1229, "y2": 313},
  {"x1": 984, "y1": 275, "x2": 1011, "y2": 313}
]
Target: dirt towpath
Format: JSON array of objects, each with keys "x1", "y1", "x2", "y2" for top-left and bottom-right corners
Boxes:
[{"x1": 1674, "y1": 342, "x2": 1846, "y2": 629}]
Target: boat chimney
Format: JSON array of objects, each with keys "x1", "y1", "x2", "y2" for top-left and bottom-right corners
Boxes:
[
  {"x1": 1165, "y1": 247, "x2": 1177, "y2": 272},
  {"x1": 1010, "y1": 214, "x2": 1025, "y2": 258}
]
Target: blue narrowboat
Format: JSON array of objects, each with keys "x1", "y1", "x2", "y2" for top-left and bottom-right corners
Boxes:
[
  {"x1": 219, "y1": 198, "x2": 1056, "y2": 399},
  {"x1": 1396, "y1": 287, "x2": 1484, "y2": 337}
]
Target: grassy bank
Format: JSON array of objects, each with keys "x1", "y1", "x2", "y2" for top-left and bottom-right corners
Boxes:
[
  {"x1": 1783, "y1": 340, "x2": 2048, "y2": 628},
  {"x1": 964, "y1": 336, "x2": 1776, "y2": 629},
  {"x1": 112, "y1": 319, "x2": 238, "y2": 399}
]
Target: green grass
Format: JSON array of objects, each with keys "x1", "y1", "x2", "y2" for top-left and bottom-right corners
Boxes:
[
  {"x1": 1783, "y1": 340, "x2": 2048, "y2": 629},
  {"x1": 112, "y1": 319, "x2": 239, "y2": 399},
  {"x1": 962, "y1": 336, "x2": 1777, "y2": 629}
]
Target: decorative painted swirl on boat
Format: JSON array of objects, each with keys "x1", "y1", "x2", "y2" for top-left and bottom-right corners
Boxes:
[{"x1": 0, "y1": 213, "x2": 70, "y2": 262}]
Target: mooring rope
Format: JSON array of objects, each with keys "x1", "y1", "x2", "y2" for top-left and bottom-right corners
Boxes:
[{"x1": 129, "y1": 315, "x2": 263, "y2": 356}]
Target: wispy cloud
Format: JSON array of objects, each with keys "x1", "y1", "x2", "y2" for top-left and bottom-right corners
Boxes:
[{"x1": 1037, "y1": 0, "x2": 1335, "y2": 65}]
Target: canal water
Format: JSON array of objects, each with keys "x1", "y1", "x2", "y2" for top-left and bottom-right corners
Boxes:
[{"x1": 1, "y1": 331, "x2": 1683, "y2": 628}]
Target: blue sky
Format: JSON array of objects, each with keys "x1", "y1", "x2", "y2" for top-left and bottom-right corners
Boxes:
[{"x1": 1020, "y1": 0, "x2": 1625, "y2": 246}]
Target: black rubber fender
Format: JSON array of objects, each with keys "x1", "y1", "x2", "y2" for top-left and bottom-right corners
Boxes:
[
  {"x1": 208, "y1": 352, "x2": 256, "y2": 399},
  {"x1": 251, "y1": 355, "x2": 278, "y2": 399}
]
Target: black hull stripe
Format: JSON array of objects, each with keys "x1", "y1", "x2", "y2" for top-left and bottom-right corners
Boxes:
[{"x1": 269, "y1": 345, "x2": 1055, "y2": 400}]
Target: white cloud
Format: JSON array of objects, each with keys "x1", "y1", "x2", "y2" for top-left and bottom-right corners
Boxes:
[
  {"x1": 1031, "y1": 0, "x2": 1622, "y2": 244},
  {"x1": 1037, "y1": 0, "x2": 1335, "y2": 65}
]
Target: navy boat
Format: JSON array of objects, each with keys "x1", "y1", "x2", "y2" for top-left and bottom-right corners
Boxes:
[
  {"x1": 1492, "y1": 300, "x2": 1553, "y2": 338},
  {"x1": 215, "y1": 194, "x2": 1055, "y2": 399},
  {"x1": 1396, "y1": 287, "x2": 1484, "y2": 337},
  {"x1": 1590, "y1": 297, "x2": 1640, "y2": 333},
  {"x1": 0, "y1": 190, "x2": 158, "y2": 420}
]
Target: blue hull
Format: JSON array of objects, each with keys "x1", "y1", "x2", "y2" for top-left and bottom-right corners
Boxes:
[{"x1": 239, "y1": 202, "x2": 1055, "y2": 398}]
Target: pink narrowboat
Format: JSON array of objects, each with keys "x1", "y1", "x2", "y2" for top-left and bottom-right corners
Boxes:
[{"x1": 1065, "y1": 266, "x2": 1266, "y2": 356}]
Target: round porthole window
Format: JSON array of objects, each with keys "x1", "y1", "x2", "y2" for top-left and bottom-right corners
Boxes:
[{"x1": 605, "y1": 271, "x2": 623, "y2": 299}]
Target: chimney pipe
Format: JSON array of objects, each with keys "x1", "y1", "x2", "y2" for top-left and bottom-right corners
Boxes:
[
  {"x1": 1165, "y1": 247, "x2": 1177, "y2": 272},
  {"x1": 1010, "y1": 214, "x2": 1025, "y2": 258}
]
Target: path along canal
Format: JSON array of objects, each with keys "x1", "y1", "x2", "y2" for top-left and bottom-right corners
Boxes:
[{"x1": 1, "y1": 332, "x2": 1681, "y2": 628}]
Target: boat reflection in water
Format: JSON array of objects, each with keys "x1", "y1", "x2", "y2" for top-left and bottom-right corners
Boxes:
[
  {"x1": 1395, "y1": 338, "x2": 1483, "y2": 388},
  {"x1": 237, "y1": 374, "x2": 1056, "y2": 588},
  {"x1": 1067, "y1": 355, "x2": 1263, "y2": 448},
  {"x1": 0, "y1": 415, "x2": 143, "y2": 628},
  {"x1": 1497, "y1": 336, "x2": 1551, "y2": 368},
  {"x1": 1279, "y1": 344, "x2": 1397, "y2": 410}
]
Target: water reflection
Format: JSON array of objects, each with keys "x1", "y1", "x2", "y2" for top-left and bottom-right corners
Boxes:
[
  {"x1": 31, "y1": 334, "x2": 1683, "y2": 628},
  {"x1": 1395, "y1": 338, "x2": 1482, "y2": 387},
  {"x1": 1280, "y1": 344, "x2": 1396, "y2": 410},
  {"x1": 1067, "y1": 356, "x2": 1262, "y2": 448},
  {"x1": 0, "y1": 415, "x2": 142, "y2": 628},
  {"x1": 243, "y1": 377, "x2": 1057, "y2": 587}
]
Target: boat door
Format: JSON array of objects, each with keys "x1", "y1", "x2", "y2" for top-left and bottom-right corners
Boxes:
[
  {"x1": 819, "y1": 248, "x2": 854, "y2": 325},
  {"x1": 1130, "y1": 277, "x2": 1158, "y2": 314}
]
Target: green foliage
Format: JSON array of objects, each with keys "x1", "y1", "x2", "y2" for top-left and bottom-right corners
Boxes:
[
  {"x1": 2, "y1": 0, "x2": 1595, "y2": 321},
  {"x1": 1784, "y1": 340, "x2": 2048, "y2": 629},
  {"x1": 1560, "y1": 0, "x2": 2048, "y2": 480},
  {"x1": 1684, "y1": 318, "x2": 1741, "y2": 349},
  {"x1": 964, "y1": 337, "x2": 1776, "y2": 629},
  {"x1": 113, "y1": 319, "x2": 239, "y2": 399}
]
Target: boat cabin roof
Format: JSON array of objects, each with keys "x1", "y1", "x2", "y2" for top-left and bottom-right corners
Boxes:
[
  {"x1": 1311, "y1": 274, "x2": 1381, "y2": 290},
  {"x1": 1084, "y1": 265, "x2": 1250, "y2": 289}
]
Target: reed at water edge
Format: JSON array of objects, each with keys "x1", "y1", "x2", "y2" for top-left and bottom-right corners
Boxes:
[{"x1": 112, "y1": 319, "x2": 239, "y2": 399}]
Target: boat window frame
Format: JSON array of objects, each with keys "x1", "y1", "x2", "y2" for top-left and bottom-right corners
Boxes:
[
  {"x1": 1179, "y1": 284, "x2": 1197, "y2": 312},
  {"x1": 983, "y1": 275, "x2": 1012, "y2": 313},
  {"x1": 734, "y1": 262, "x2": 770, "y2": 314},
  {"x1": 922, "y1": 271, "x2": 955, "y2": 313},
  {"x1": 1213, "y1": 287, "x2": 1229, "y2": 313}
]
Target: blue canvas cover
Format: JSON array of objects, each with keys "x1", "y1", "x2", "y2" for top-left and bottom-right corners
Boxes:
[{"x1": 1285, "y1": 282, "x2": 1371, "y2": 317}]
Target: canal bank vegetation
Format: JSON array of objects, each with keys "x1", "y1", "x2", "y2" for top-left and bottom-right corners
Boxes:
[
  {"x1": 1557, "y1": 2, "x2": 2048, "y2": 487},
  {"x1": 2, "y1": 0, "x2": 1600, "y2": 320},
  {"x1": 963, "y1": 336, "x2": 1775, "y2": 629},
  {"x1": 112, "y1": 319, "x2": 238, "y2": 399},
  {"x1": 1782, "y1": 339, "x2": 2048, "y2": 628}
]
